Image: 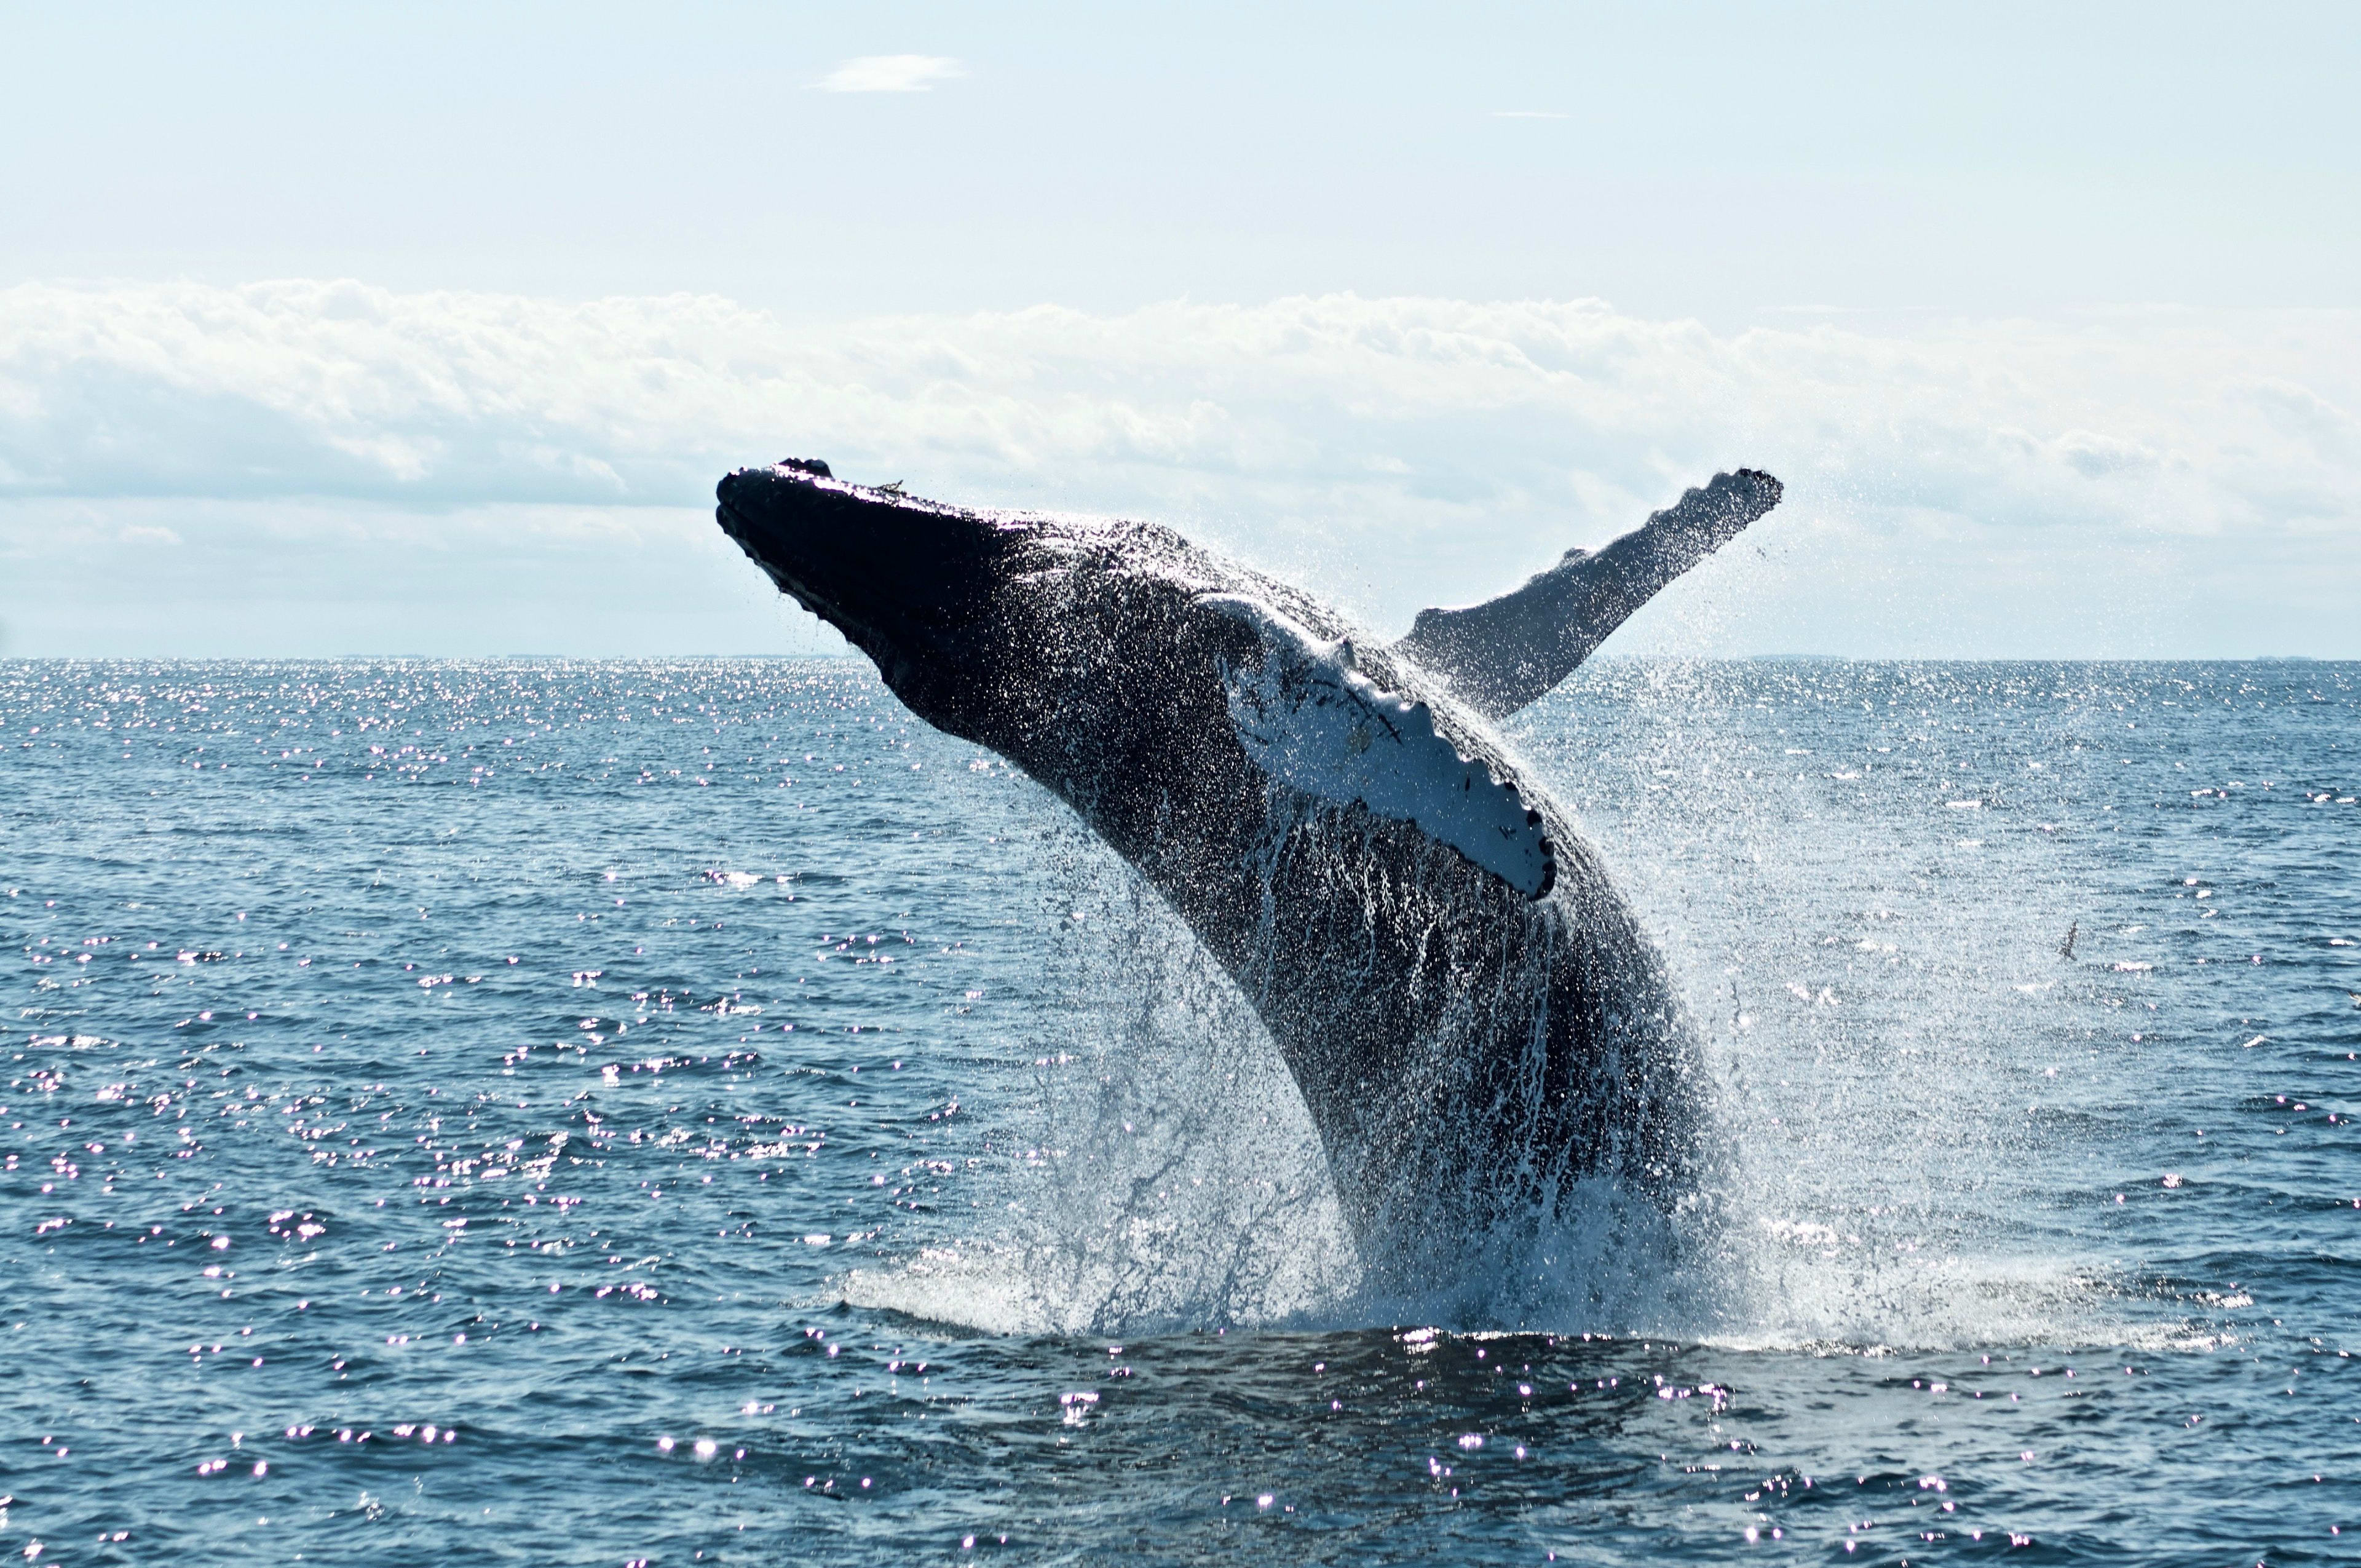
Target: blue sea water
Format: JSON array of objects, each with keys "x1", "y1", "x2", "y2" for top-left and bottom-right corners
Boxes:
[{"x1": 2, "y1": 656, "x2": 2355, "y2": 1564}]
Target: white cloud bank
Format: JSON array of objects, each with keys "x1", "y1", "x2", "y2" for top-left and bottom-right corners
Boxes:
[
  {"x1": 1, "y1": 280, "x2": 2355, "y2": 655},
  {"x1": 815, "y1": 55, "x2": 965, "y2": 93}
]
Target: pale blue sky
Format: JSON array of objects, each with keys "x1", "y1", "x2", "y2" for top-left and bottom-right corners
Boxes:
[
  {"x1": 10, "y1": 1, "x2": 2357, "y2": 319},
  {"x1": 3, "y1": 2, "x2": 2357, "y2": 656}
]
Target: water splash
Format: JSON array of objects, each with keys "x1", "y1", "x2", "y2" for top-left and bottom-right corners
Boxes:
[
  {"x1": 852, "y1": 657, "x2": 2201, "y2": 1351},
  {"x1": 847, "y1": 813, "x2": 1359, "y2": 1333}
]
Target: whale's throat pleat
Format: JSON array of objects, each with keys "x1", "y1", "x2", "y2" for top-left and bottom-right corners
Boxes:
[{"x1": 1204, "y1": 595, "x2": 1556, "y2": 900}]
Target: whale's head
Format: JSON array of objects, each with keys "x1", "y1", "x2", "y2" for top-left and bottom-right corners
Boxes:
[
  {"x1": 716, "y1": 460, "x2": 1051, "y2": 728},
  {"x1": 716, "y1": 460, "x2": 1542, "y2": 881},
  {"x1": 717, "y1": 457, "x2": 1312, "y2": 820}
]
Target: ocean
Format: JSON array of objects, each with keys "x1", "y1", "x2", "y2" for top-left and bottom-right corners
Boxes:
[{"x1": 2, "y1": 656, "x2": 2354, "y2": 1564}]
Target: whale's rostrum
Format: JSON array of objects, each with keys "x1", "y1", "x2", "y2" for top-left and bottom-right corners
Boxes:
[{"x1": 715, "y1": 459, "x2": 1782, "y2": 1289}]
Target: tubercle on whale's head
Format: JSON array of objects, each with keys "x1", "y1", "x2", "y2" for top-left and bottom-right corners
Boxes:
[{"x1": 715, "y1": 461, "x2": 1035, "y2": 724}]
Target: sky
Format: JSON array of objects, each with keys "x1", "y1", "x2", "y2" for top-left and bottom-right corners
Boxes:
[{"x1": 2, "y1": 1, "x2": 2357, "y2": 658}]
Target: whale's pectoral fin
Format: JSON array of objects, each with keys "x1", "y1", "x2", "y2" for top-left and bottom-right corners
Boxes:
[
  {"x1": 1203, "y1": 595, "x2": 1556, "y2": 899},
  {"x1": 1393, "y1": 468, "x2": 1783, "y2": 719}
]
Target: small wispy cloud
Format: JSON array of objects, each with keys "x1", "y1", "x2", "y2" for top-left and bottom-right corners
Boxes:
[
  {"x1": 817, "y1": 55, "x2": 965, "y2": 93},
  {"x1": 1489, "y1": 110, "x2": 1568, "y2": 119}
]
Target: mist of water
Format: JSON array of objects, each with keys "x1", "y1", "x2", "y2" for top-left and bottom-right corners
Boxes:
[{"x1": 847, "y1": 657, "x2": 2227, "y2": 1356}]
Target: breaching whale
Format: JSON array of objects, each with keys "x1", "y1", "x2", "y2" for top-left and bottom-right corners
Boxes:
[{"x1": 716, "y1": 460, "x2": 1782, "y2": 1285}]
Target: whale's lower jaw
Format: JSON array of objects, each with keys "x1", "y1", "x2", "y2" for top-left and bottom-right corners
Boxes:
[
  {"x1": 713, "y1": 465, "x2": 1028, "y2": 726},
  {"x1": 713, "y1": 485, "x2": 900, "y2": 670}
]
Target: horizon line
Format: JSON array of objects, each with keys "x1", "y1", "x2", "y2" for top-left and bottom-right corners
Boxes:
[{"x1": 1, "y1": 652, "x2": 2351, "y2": 665}]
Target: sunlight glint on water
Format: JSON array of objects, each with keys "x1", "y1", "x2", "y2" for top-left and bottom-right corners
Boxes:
[{"x1": 2, "y1": 657, "x2": 2355, "y2": 1562}]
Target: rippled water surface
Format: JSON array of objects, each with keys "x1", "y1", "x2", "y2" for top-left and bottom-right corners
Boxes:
[{"x1": 3, "y1": 657, "x2": 2356, "y2": 1564}]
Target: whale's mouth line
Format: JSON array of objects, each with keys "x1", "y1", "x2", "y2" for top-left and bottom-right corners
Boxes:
[
  {"x1": 714, "y1": 486, "x2": 815, "y2": 603},
  {"x1": 716, "y1": 470, "x2": 1006, "y2": 707},
  {"x1": 715, "y1": 482, "x2": 880, "y2": 651}
]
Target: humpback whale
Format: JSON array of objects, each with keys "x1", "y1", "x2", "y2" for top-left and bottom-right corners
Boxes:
[{"x1": 716, "y1": 460, "x2": 1782, "y2": 1285}]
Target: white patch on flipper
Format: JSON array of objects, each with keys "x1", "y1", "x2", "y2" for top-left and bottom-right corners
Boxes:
[{"x1": 1206, "y1": 595, "x2": 1554, "y2": 898}]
